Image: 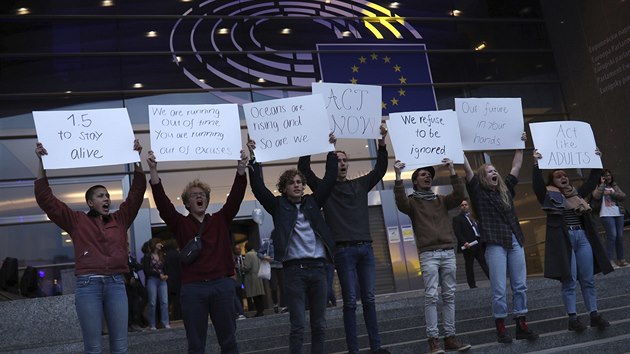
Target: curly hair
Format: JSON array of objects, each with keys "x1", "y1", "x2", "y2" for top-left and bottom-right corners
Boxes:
[
  {"x1": 277, "y1": 168, "x2": 305, "y2": 196},
  {"x1": 476, "y1": 163, "x2": 511, "y2": 209},
  {"x1": 181, "y1": 178, "x2": 211, "y2": 204}
]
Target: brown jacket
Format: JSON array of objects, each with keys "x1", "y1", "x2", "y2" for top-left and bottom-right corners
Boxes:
[{"x1": 394, "y1": 175, "x2": 465, "y2": 255}]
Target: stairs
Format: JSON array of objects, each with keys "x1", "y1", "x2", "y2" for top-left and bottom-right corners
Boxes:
[{"x1": 4, "y1": 266, "x2": 630, "y2": 353}]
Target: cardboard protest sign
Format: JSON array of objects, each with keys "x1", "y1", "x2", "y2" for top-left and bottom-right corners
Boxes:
[
  {"x1": 529, "y1": 121, "x2": 602, "y2": 169},
  {"x1": 311, "y1": 82, "x2": 382, "y2": 139},
  {"x1": 243, "y1": 94, "x2": 334, "y2": 162},
  {"x1": 33, "y1": 108, "x2": 139, "y2": 169},
  {"x1": 388, "y1": 109, "x2": 464, "y2": 170},
  {"x1": 148, "y1": 104, "x2": 241, "y2": 161},
  {"x1": 455, "y1": 98, "x2": 525, "y2": 151}
]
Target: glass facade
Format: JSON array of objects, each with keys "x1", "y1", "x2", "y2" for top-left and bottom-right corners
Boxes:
[{"x1": 1, "y1": 0, "x2": 570, "y2": 294}]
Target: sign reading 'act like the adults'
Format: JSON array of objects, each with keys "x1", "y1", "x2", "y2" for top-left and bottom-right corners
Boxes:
[{"x1": 32, "y1": 108, "x2": 139, "y2": 169}]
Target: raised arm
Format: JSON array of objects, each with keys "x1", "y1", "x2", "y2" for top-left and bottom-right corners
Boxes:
[
  {"x1": 247, "y1": 139, "x2": 277, "y2": 213},
  {"x1": 297, "y1": 155, "x2": 322, "y2": 192},
  {"x1": 463, "y1": 154, "x2": 474, "y2": 182},
  {"x1": 115, "y1": 139, "x2": 147, "y2": 228},
  {"x1": 220, "y1": 150, "x2": 249, "y2": 223},
  {"x1": 147, "y1": 150, "x2": 160, "y2": 185},
  {"x1": 509, "y1": 132, "x2": 527, "y2": 178},
  {"x1": 313, "y1": 151, "x2": 339, "y2": 207},
  {"x1": 35, "y1": 142, "x2": 47, "y2": 180},
  {"x1": 442, "y1": 158, "x2": 465, "y2": 209},
  {"x1": 360, "y1": 124, "x2": 390, "y2": 190},
  {"x1": 531, "y1": 150, "x2": 547, "y2": 204},
  {"x1": 393, "y1": 160, "x2": 411, "y2": 215}
]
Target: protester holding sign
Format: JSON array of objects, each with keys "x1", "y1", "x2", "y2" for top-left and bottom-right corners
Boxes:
[
  {"x1": 393, "y1": 158, "x2": 471, "y2": 354},
  {"x1": 591, "y1": 169, "x2": 628, "y2": 267},
  {"x1": 463, "y1": 132, "x2": 538, "y2": 344},
  {"x1": 298, "y1": 124, "x2": 390, "y2": 354},
  {"x1": 147, "y1": 149, "x2": 248, "y2": 354},
  {"x1": 532, "y1": 149, "x2": 613, "y2": 332},
  {"x1": 34, "y1": 140, "x2": 146, "y2": 354},
  {"x1": 247, "y1": 136, "x2": 337, "y2": 354}
]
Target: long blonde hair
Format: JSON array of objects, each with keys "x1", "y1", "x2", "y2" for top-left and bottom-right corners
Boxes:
[{"x1": 476, "y1": 163, "x2": 512, "y2": 209}]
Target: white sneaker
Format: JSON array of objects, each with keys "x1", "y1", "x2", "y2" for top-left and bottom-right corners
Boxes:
[
  {"x1": 149, "y1": 327, "x2": 157, "y2": 331},
  {"x1": 237, "y1": 315, "x2": 247, "y2": 320},
  {"x1": 164, "y1": 325, "x2": 172, "y2": 329}
]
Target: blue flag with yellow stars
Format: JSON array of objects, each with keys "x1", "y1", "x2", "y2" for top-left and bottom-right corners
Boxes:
[{"x1": 316, "y1": 44, "x2": 437, "y2": 115}]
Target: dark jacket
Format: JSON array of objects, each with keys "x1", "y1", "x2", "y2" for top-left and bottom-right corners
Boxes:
[
  {"x1": 452, "y1": 212, "x2": 481, "y2": 253},
  {"x1": 249, "y1": 152, "x2": 338, "y2": 263},
  {"x1": 298, "y1": 145, "x2": 388, "y2": 243},
  {"x1": 532, "y1": 165, "x2": 613, "y2": 280}
]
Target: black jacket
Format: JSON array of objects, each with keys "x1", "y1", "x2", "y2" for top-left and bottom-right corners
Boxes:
[
  {"x1": 249, "y1": 152, "x2": 338, "y2": 263},
  {"x1": 452, "y1": 213, "x2": 480, "y2": 253}
]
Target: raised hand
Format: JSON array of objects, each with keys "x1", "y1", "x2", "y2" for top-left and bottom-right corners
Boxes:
[
  {"x1": 329, "y1": 132, "x2": 337, "y2": 146},
  {"x1": 35, "y1": 142, "x2": 48, "y2": 159},
  {"x1": 237, "y1": 149, "x2": 248, "y2": 176},
  {"x1": 147, "y1": 150, "x2": 158, "y2": 169},
  {"x1": 533, "y1": 149, "x2": 543, "y2": 161},
  {"x1": 133, "y1": 139, "x2": 142, "y2": 154}
]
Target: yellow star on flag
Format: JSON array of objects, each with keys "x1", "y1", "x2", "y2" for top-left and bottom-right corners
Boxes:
[
  {"x1": 390, "y1": 97, "x2": 399, "y2": 106},
  {"x1": 383, "y1": 56, "x2": 391, "y2": 63},
  {"x1": 393, "y1": 64, "x2": 401, "y2": 72},
  {"x1": 359, "y1": 56, "x2": 367, "y2": 64},
  {"x1": 382, "y1": 101, "x2": 387, "y2": 109},
  {"x1": 370, "y1": 53, "x2": 378, "y2": 60},
  {"x1": 398, "y1": 88, "x2": 406, "y2": 96},
  {"x1": 350, "y1": 77, "x2": 358, "y2": 84},
  {"x1": 351, "y1": 65, "x2": 359, "y2": 73},
  {"x1": 398, "y1": 76, "x2": 407, "y2": 84}
]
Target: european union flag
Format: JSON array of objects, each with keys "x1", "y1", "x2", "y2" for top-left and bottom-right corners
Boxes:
[{"x1": 316, "y1": 44, "x2": 437, "y2": 115}]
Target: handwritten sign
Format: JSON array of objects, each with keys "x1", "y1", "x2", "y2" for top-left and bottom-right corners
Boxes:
[
  {"x1": 529, "y1": 121, "x2": 602, "y2": 169},
  {"x1": 388, "y1": 109, "x2": 464, "y2": 170},
  {"x1": 243, "y1": 94, "x2": 334, "y2": 162},
  {"x1": 33, "y1": 108, "x2": 139, "y2": 169},
  {"x1": 311, "y1": 82, "x2": 382, "y2": 139},
  {"x1": 455, "y1": 98, "x2": 525, "y2": 151},
  {"x1": 148, "y1": 104, "x2": 241, "y2": 161}
]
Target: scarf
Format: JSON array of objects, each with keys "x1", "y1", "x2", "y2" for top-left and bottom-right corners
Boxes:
[
  {"x1": 546, "y1": 185, "x2": 591, "y2": 215},
  {"x1": 412, "y1": 189, "x2": 437, "y2": 201}
]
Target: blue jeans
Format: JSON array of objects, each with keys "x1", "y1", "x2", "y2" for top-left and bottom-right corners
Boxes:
[
  {"x1": 146, "y1": 276, "x2": 169, "y2": 328},
  {"x1": 334, "y1": 243, "x2": 381, "y2": 352},
  {"x1": 75, "y1": 274, "x2": 128, "y2": 354},
  {"x1": 485, "y1": 235, "x2": 528, "y2": 318},
  {"x1": 419, "y1": 249, "x2": 457, "y2": 338},
  {"x1": 562, "y1": 229, "x2": 598, "y2": 314},
  {"x1": 180, "y1": 278, "x2": 238, "y2": 354},
  {"x1": 283, "y1": 264, "x2": 327, "y2": 354},
  {"x1": 601, "y1": 216, "x2": 625, "y2": 260}
]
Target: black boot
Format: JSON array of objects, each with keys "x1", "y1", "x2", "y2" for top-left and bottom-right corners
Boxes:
[
  {"x1": 495, "y1": 318, "x2": 512, "y2": 343},
  {"x1": 515, "y1": 316, "x2": 538, "y2": 340}
]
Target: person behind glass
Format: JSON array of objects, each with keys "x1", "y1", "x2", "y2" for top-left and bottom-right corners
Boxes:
[
  {"x1": 142, "y1": 238, "x2": 170, "y2": 330},
  {"x1": 394, "y1": 158, "x2": 471, "y2": 354},
  {"x1": 258, "y1": 236, "x2": 287, "y2": 313},
  {"x1": 233, "y1": 243, "x2": 247, "y2": 320},
  {"x1": 162, "y1": 238, "x2": 182, "y2": 321},
  {"x1": 247, "y1": 136, "x2": 337, "y2": 354},
  {"x1": 147, "y1": 149, "x2": 248, "y2": 354},
  {"x1": 452, "y1": 199, "x2": 489, "y2": 289},
  {"x1": 463, "y1": 132, "x2": 538, "y2": 343},
  {"x1": 591, "y1": 169, "x2": 627, "y2": 267},
  {"x1": 34, "y1": 140, "x2": 146, "y2": 354},
  {"x1": 125, "y1": 247, "x2": 145, "y2": 332},
  {"x1": 243, "y1": 242, "x2": 266, "y2": 317},
  {"x1": 298, "y1": 124, "x2": 389, "y2": 354},
  {"x1": 532, "y1": 149, "x2": 613, "y2": 331}
]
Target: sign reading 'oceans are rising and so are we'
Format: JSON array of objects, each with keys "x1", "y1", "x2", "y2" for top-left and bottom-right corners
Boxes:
[
  {"x1": 243, "y1": 94, "x2": 334, "y2": 163},
  {"x1": 33, "y1": 108, "x2": 139, "y2": 169},
  {"x1": 148, "y1": 104, "x2": 242, "y2": 161}
]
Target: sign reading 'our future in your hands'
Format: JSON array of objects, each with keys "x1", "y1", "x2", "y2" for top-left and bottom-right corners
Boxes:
[
  {"x1": 32, "y1": 108, "x2": 139, "y2": 170},
  {"x1": 455, "y1": 97, "x2": 525, "y2": 151},
  {"x1": 388, "y1": 109, "x2": 464, "y2": 170},
  {"x1": 311, "y1": 82, "x2": 382, "y2": 139},
  {"x1": 148, "y1": 104, "x2": 241, "y2": 161},
  {"x1": 529, "y1": 121, "x2": 602, "y2": 169},
  {"x1": 243, "y1": 94, "x2": 334, "y2": 163}
]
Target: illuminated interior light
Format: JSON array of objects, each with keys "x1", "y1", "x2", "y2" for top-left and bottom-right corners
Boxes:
[
  {"x1": 64, "y1": 90, "x2": 72, "y2": 94},
  {"x1": 389, "y1": 2, "x2": 400, "y2": 9},
  {"x1": 61, "y1": 231, "x2": 69, "y2": 236},
  {"x1": 16, "y1": 8, "x2": 31, "y2": 15},
  {"x1": 65, "y1": 239, "x2": 73, "y2": 243},
  {"x1": 133, "y1": 83, "x2": 144, "y2": 88},
  {"x1": 474, "y1": 42, "x2": 487, "y2": 51},
  {"x1": 175, "y1": 56, "x2": 182, "y2": 63},
  {"x1": 342, "y1": 31, "x2": 352, "y2": 37},
  {"x1": 146, "y1": 31, "x2": 158, "y2": 38},
  {"x1": 257, "y1": 78, "x2": 266, "y2": 83},
  {"x1": 281, "y1": 28, "x2": 291, "y2": 35},
  {"x1": 101, "y1": 0, "x2": 114, "y2": 7},
  {"x1": 452, "y1": 9, "x2": 462, "y2": 16},
  {"x1": 199, "y1": 79, "x2": 206, "y2": 83},
  {"x1": 217, "y1": 28, "x2": 229, "y2": 35}
]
